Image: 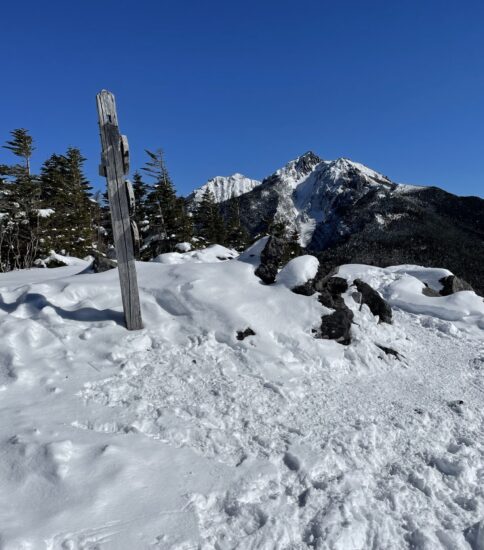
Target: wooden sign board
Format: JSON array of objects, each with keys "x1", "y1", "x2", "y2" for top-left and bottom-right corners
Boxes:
[{"x1": 96, "y1": 90, "x2": 143, "y2": 330}]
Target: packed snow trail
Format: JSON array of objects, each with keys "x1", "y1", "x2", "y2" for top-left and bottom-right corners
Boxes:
[{"x1": 0, "y1": 247, "x2": 482, "y2": 549}]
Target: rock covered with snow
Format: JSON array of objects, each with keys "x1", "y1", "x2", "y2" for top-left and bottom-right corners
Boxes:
[
  {"x1": 34, "y1": 251, "x2": 90, "y2": 269},
  {"x1": 175, "y1": 242, "x2": 192, "y2": 253},
  {"x1": 152, "y1": 244, "x2": 238, "y2": 265},
  {"x1": 276, "y1": 255, "x2": 319, "y2": 290}
]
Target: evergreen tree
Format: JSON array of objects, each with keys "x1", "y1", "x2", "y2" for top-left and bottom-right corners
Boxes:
[
  {"x1": 175, "y1": 197, "x2": 194, "y2": 244},
  {"x1": 38, "y1": 147, "x2": 94, "y2": 258},
  {"x1": 3, "y1": 128, "x2": 34, "y2": 177},
  {"x1": 287, "y1": 226, "x2": 302, "y2": 259},
  {"x1": 142, "y1": 149, "x2": 190, "y2": 255},
  {"x1": 131, "y1": 171, "x2": 151, "y2": 258},
  {"x1": 0, "y1": 129, "x2": 40, "y2": 270},
  {"x1": 225, "y1": 198, "x2": 249, "y2": 250},
  {"x1": 194, "y1": 189, "x2": 226, "y2": 245}
]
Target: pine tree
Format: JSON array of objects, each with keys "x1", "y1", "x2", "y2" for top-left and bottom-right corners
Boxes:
[
  {"x1": 287, "y1": 226, "x2": 302, "y2": 259},
  {"x1": 0, "y1": 129, "x2": 40, "y2": 270},
  {"x1": 225, "y1": 198, "x2": 249, "y2": 250},
  {"x1": 38, "y1": 147, "x2": 94, "y2": 258},
  {"x1": 175, "y1": 197, "x2": 194, "y2": 245},
  {"x1": 142, "y1": 149, "x2": 190, "y2": 255},
  {"x1": 131, "y1": 171, "x2": 151, "y2": 258},
  {"x1": 194, "y1": 189, "x2": 226, "y2": 245},
  {"x1": 3, "y1": 129, "x2": 34, "y2": 177}
]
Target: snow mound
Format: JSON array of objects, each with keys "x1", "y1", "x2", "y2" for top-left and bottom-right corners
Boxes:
[
  {"x1": 34, "y1": 251, "x2": 91, "y2": 269},
  {"x1": 237, "y1": 236, "x2": 269, "y2": 265},
  {"x1": 0, "y1": 256, "x2": 482, "y2": 548},
  {"x1": 175, "y1": 241, "x2": 192, "y2": 252},
  {"x1": 276, "y1": 255, "x2": 319, "y2": 289},
  {"x1": 152, "y1": 244, "x2": 238, "y2": 264},
  {"x1": 338, "y1": 264, "x2": 484, "y2": 331}
]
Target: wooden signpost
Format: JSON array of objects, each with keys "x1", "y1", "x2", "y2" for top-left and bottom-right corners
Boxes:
[{"x1": 96, "y1": 90, "x2": 143, "y2": 330}]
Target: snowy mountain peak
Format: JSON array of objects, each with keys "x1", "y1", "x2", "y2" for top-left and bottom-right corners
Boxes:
[
  {"x1": 326, "y1": 157, "x2": 392, "y2": 185},
  {"x1": 191, "y1": 173, "x2": 261, "y2": 204},
  {"x1": 271, "y1": 151, "x2": 323, "y2": 189}
]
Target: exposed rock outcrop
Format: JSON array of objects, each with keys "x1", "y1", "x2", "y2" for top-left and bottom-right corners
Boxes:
[
  {"x1": 91, "y1": 251, "x2": 117, "y2": 273},
  {"x1": 255, "y1": 236, "x2": 289, "y2": 284},
  {"x1": 353, "y1": 279, "x2": 392, "y2": 324},
  {"x1": 439, "y1": 275, "x2": 474, "y2": 296}
]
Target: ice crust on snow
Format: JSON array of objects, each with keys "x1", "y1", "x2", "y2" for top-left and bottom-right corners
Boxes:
[{"x1": 0, "y1": 250, "x2": 483, "y2": 548}]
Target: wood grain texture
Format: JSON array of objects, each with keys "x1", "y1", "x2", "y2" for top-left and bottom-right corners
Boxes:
[{"x1": 96, "y1": 90, "x2": 143, "y2": 330}]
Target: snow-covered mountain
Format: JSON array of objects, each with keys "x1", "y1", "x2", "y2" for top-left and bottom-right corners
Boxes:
[
  {"x1": 189, "y1": 152, "x2": 396, "y2": 245},
  {"x1": 189, "y1": 173, "x2": 261, "y2": 204},
  {"x1": 188, "y1": 152, "x2": 484, "y2": 295}
]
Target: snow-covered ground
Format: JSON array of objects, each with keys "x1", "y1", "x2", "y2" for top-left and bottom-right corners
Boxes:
[{"x1": 0, "y1": 246, "x2": 483, "y2": 549}]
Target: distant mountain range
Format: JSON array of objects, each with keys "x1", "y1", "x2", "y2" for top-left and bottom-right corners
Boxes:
[{"x1": 188, "y1": 152, "x2": 484, "y2": 294}]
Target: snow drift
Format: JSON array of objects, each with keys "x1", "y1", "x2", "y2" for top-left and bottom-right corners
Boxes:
[{"x1": 0, "y1": 246, "x2": 483, "y2": 549}]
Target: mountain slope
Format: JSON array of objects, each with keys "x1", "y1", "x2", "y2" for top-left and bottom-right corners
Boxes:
[
  {"x1": 194, "y1": 152, "x2": 483, "y2": 294},
  {"x1": 189, "y1": 173, "x2": 261, "y2": 204}
]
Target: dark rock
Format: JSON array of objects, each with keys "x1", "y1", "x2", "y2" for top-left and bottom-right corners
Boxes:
[
  {"x1": 464, "y1": 520, "x2": 484, "y2": 550},
  {"x1": 439, "y1": 275, "x2": 474, "y2": 296},
  {"x1": 320, "y1": 307, "x2": 354, "y2": 345},
  {"x1": 255, "y1": 236, "x2": 288, "y2": 284},
  {"x1": 45, "y1": 258, "x2": 69, "y2": 268},
  {"x1": 312, "y1": 266, "x2": 339, "y2": 293},
  {"x1": 326, "y1": 276, "x2": 349, "y2": 295},
  {"x1": 254, "y1": 263, "x2": 278, "y2": 285},
  {"x1": 91, "y1": 250, "x2": 117, "y2": 273},
  {"x1": 313, "y1": 271, "x2": 354, "y2": 344},
  {"x1": 315, "y1": 275, "x2": 349, "y2": 309},
  {"x1": 34, "y1": 255, "x2": 69, "y2": 268},
  {"x1": 448, "y1": 400, "x2": 464, "y2": 415},
  {"x1": 351, "y1": 291, "x2": 362, "y2": 303},
  {"x1": 376, "y1": 344, "x2": 401, "y2": 359},
  {"x1": 353, "y1": 279, "x2": 392, "y2": 324},
  {"x1": 236, "y1": 327, "x2": 256, "y2": 341},
  {"x1": 292, "y1": 279, "x2": 316, "y2": 296},
  {"x1": 422, "y1": 283, "x2": 441, "y2": 297},
  {"x1": 318, "y1": 290, "x2": 344, "y2": 309}
]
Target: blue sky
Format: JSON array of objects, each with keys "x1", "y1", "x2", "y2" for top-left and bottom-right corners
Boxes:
[{"x1": 1, "y1": 0, "x2": 483, "y2": 197}]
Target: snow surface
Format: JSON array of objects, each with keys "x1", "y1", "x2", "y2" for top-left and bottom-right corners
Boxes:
[
  {"x1": 0, "y1": 252, "x2": 483, "y2": 549},
  {"x1": 152, "y1": 244, "x2": 238, "y2": 264},
  {"x1": 175, "y1": 242, "x2": 192, "y2": 253}
]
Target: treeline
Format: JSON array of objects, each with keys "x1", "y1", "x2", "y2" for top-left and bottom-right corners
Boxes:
[{"x1": 0, "y1": 129, "x2": 250, "y2": 272}]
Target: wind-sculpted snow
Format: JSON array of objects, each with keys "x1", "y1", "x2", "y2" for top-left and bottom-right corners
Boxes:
[{"x1": 0, "y1": 251, "x2": 482, "y2": 548}]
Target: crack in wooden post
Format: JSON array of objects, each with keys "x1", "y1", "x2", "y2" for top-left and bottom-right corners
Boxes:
[{"x1": 96, "y1": 90, "x2": 143, "y2": 330}]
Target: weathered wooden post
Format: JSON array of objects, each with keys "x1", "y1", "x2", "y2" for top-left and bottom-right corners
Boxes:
[{"x1": 96, "y1": 90, "x2": 143, "y2": 330}]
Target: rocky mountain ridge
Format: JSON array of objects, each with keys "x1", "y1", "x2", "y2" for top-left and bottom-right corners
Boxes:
[{"x1": 188, "y1": 152, "x2": 484, "y2": 294}]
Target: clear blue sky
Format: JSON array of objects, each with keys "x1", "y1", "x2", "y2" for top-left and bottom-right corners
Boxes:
[{"x1": 1, "y1": 0, "x2": 483, "y2": 197}]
